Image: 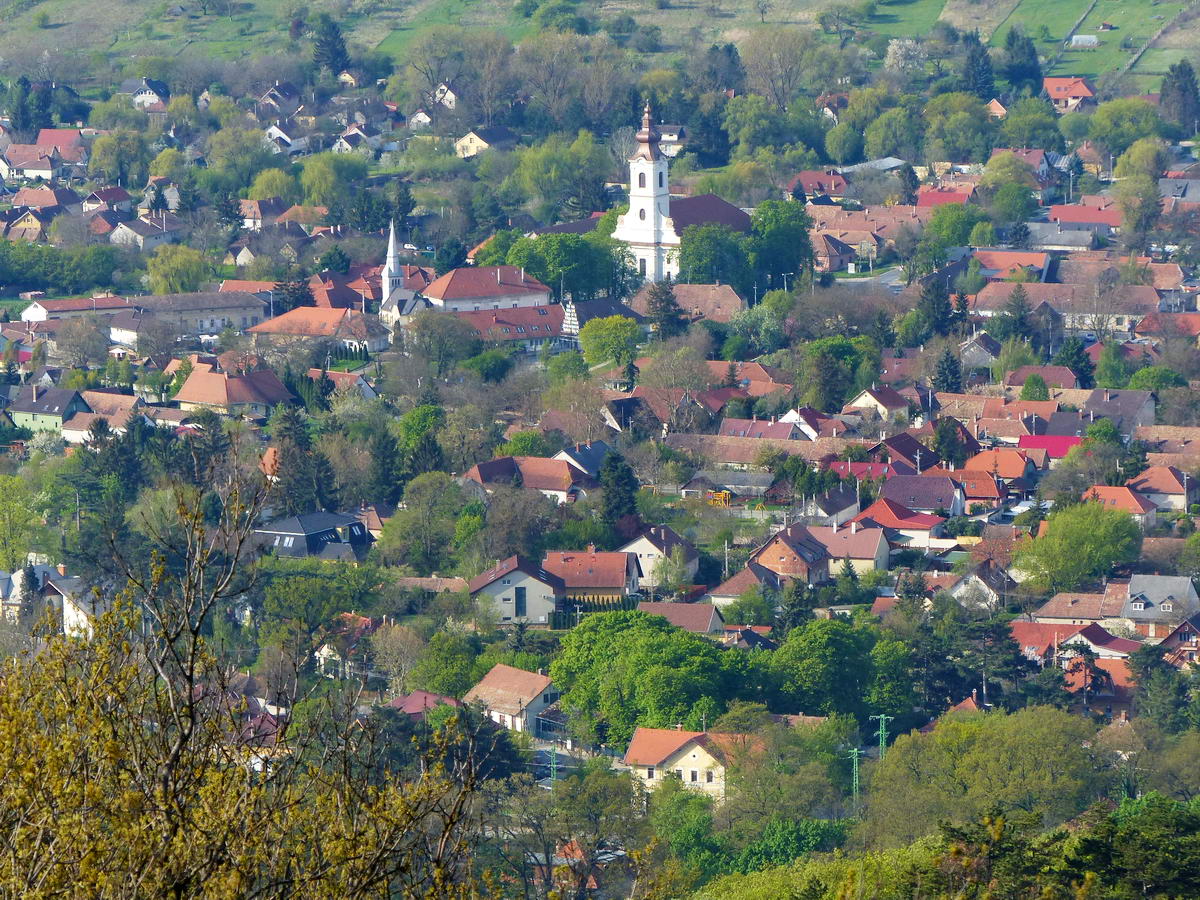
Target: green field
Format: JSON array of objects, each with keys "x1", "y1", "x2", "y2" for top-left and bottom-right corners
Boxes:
[{"x1": 866, "y1": 0, "x2": 952, "y2": 37}]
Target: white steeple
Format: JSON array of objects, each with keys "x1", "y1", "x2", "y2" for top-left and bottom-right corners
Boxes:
[
  {"x1": 611, "y1": 102, "x2": 678, "y2": 282},
  {"x1": 382, "y1": 219, "x2": 403, "y2": 298}
]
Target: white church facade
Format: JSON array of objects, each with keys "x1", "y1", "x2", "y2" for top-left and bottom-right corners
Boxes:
[{"x1": 611, "y1": 104, "x2": 752, "y2": 284}]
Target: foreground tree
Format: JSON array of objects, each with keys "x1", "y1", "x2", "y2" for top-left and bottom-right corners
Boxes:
[{"x1": 1012, "y1": 501, "x2": 1142, "y2": 591}]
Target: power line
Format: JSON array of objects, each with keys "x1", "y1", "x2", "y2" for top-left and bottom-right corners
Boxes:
[{"x1": 870, "y1": 713, "x2": 894, "y2": 761}]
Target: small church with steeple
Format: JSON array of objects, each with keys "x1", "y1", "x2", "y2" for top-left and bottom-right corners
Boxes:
[{"x1": 611, "y1": 103, "x2": 752, "y2": 283}]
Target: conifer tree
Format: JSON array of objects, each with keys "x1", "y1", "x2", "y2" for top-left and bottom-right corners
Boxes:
[
  {"x1": 311, "y1": 13, "x2": 349, "y2": 74},
  {"x1": 599, "y1": 452, "x2": 639, "y2": 529},
  {"x1": 1003, "y1": 27, "x2": 1041, "y2": 94},
  {"x1": 1053, "y1": 337, "x2": 1095, "y2": 389},
  {"x1": 1161, "y1": 60, "x2": 1200, "y2": 133},
  {"x1": 963, "y1": 35, "x2": 996, "y2": 101},
  {"x1": 932, "y1": 347, "x2": 963, "y2": 393},
  {"x1": 644, "y1": 278, "x2": 686, "y2": 338}
]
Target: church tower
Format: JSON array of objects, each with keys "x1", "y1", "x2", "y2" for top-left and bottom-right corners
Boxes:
[
  {"x1": 612, "y1": 102, "x2": 676, "y2": 282},
  {"x1": 381, "y1": 219, "x2": 404, "y2": 300}
]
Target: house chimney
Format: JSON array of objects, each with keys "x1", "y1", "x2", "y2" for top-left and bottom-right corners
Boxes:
[
  {"x1": 56, "y1": 563, "x2": 66, "y2": 576},
  {"x1": 1104, "y1": 388, "x2": 1110, "y2": 402},
  {"x1": 497, "y1": 268, "x2": 501, "y2": 284},
  {"x1": 850, "y1": 521, "x2": 858, "y2": 533},
  {"x1": 587, "y1": 543, "x2": 596, "y2": 554},
  {"x1": 31, "y1": 385, "x2": 37, "y2": 401}
]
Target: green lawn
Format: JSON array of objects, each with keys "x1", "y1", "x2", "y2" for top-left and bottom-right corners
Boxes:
[
  {"x1": 986, "y1": 0, "x2": 1087, "y2": 48},
  {"x1": 1132, "y1": 46, "x2": 1191, "y2": 76},
  {"x1": 867, "y1": 0, "x2": 953, "y2": 37}
]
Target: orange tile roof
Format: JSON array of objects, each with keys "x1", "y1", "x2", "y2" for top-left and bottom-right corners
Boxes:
[
  {"x1": 1127, "y1": 465, "x2": 1188, "y2": 495},
  {"x1": 623, "y1": 727, "x2": 762, "y2": 766},
  {"x1": 1044, "y1": 76, "x2": 1094, "y2": 99},
  {"x1": 1084, "y1": 485, "x2": 1157, "y2": 515},
  {"x1": 173, "y1": 368, "x2": 293, "y2": 408},
  {"x1": 424, "y1": 265, "x2": 550, "y2": 301},
  {"x1": 542, "y1": 550, "x2": 633, "y2": 589},
  {"x1": 851, "y1": 498, "x2": 944, "y2": 530},
  {"x1": 463, "y1": 663, "x2": 552, "y2": 715},
  {"x1": 963, "y1": 449, "x2": 1033, "y2": 479},
  {"x1": 248, "y1": 306, "x2": 385, "y2": 341}
]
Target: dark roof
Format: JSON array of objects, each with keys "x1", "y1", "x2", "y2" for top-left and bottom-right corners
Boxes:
[
  {"x1": 256, "y1": 511, "x2": 361, "y2": 536},
  {"x1": 568, "y1": 298, "x2": 645, "y2": 328},
  {"x1": 136, "y1": 291, "x2": 266, "y2": 313},
  {"x1": 813, "y1": 483, "x2": 860, "y2": 516},
  {"x1": 469, "y1": 125, "x2": 517, "y2": 144},
  {"x1": 620, "y1": 525, "x2": 699, "y2": 564},
  {"x1": 533, "y1": 218, "x2": 602, "y2": 236},
  {"x1": 880, "y1": 475, "x2": 960, "y2": 511},
  {"x1": 636, "y1": 601, "x2": 723, "y2": 633},
  {"x1": 8, "y1": 386, "x2": 84, "y2": 416},
  {"x1": 468, "y1": 555, "x2": 565, "y2": 594},
  {"x1": 555, "y1": 440, "x2": 612, "y2": 477},
  {"x1": 670, "y1": 194, "x2": 752, "y2": 233},
  {"x1": 1082, "y1": 389, "x2": 1152, "y2": 433},
  {"x1": 875, "y1": 432, "x2": 940, "y2": 471}
]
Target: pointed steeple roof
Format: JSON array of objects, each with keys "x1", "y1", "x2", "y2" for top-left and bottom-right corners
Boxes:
[{"x1": 631, "y1": 101, "x2": 663, "y2": 162}]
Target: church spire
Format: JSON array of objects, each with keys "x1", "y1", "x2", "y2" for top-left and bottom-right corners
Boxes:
[
  {"x1": 382, "y1": 219, "x2": 402, "y2": 298},
  {"x1": 631, "y1": 100, "x2": 662, "y2": 161}
]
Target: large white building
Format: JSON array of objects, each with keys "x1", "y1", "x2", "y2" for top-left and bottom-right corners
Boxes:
[{"x1": 611, "y1": 103, "x2": 752, "y2": 283}]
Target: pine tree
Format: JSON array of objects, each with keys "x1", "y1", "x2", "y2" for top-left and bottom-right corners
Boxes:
[
  {"x1": 369, "y1": 430, "x2": 403, "y2": 504},
  {"x1": 933, "y1": 418, "x2": 968, "y2": 467},
  {"x1": 599, "y1": 452, "x2": 639, "y2": 529},
  {"x1": 214, "y1": 193, "x2": 241, "y2": 228},
  {"x1": 311, "y1": 13, "x2": 349, "y2": 75},
  {"x1": 790, "y1": 182, "x2": 807, "y2": 203},
  {"x1": 1161, "y1": 60, "x2": 1200, "y2": 133},
  {"x1": 393, "y1": 181, "x2": 415, "y2": 221},
  {"x1": 313, "y1": 450, "x2": 340, "y2": 512},
  {"x1": 270, "y1": 404, "x2": 311, "y2": 451},
  {"x1": 1020, "y1": 373, "x2": 1048, "y2": 401},
  {"x1": 1002, "y1": 27, "x2": 1041, "y2": 94},
  {"x1": 1008, "y1": 221, "x2": 1030, "y2": 249},
  {"x1": 645, "y1": 278, "x2": 686, "y2": 338},
  {"x1": 274, "y1": 439, "x2": 318, "y2": 515},
  {"x1": 994, "y1": 283, "x2": 1031, "y2": 340},
  {"x1": 148, "y1": 188, "x2": 168, "y2": 213},
  {"x1": 320, "y1": 245, "x2": 351, "y2": 274},
  {"x1": 1053, "y1": 337, "x2": 1095, "y2": 389},
  {"x1": 963, "y1": 35, "x2": 995, "y2": 101},
  {"x1": 932, "y1": 348, "x2": 963, "y2": 393},
  {"x1": 175, "y1": 176, "x2": 201, "y2": 215},
  {"x1": 918, "y1": 280, "x2": 953, "y2": 336},
  {"x1": 278, "y1": 276, "x2": 314, "y2": 313},
  {"x1": 897, "y1": 164, "x2": 920, "y2": 205}
]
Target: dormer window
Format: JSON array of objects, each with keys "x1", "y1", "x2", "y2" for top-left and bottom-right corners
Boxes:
[
  {"x1": 1131, "y1": 601, "x2": 1146, "y2": 611},
  {"x1": 1163, "y1": 602, "x2": 1173, "y2": 612}
]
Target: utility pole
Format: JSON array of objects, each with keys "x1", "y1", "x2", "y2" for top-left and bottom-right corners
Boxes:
[
  {"x1": 845, "y1": 747, "x2": 862, "y2": 807},
  {"x1": 549, "y1": 746, "x2": 557, "y2": 783},
  {"x1": 870, "y1": 713, "x2": 894, "y2": 761}
]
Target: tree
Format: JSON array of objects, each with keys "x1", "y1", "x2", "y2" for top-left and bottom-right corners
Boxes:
[
  {"x1": 89, "y1": 131, "x2": 152, "y2": 185},
  {"x1": 1088, "y1": 98, "x2": 1162, "y2": 156},
  {"x1": 643, "y1": 279, "x2": 686, "y2": 338},
  {"x1": 927, "y1": 203, "x2": 990, "y2": 247},
  {"x1": 433, "y1": 238, "x2": 467, "y2": 276},
  {"x1": 1095, "y1": 344, "x2": 1131, "y2": 389},
  {"x1": 1052, "y1": 336, "x2": 1096, "y2": 388},
  {"x1": 406, "y1": 311, "x2": 482, "y2": 377},
  {"x1": 1128, "y1": 365, "x2": 1186, "y2": 391},
  {"x1": 1115, "y1": 137, "x2": 1171, "y2": 181},
  {"x1": 579, "y1": 315, "x2": 640, "y2": 368},
  {"x1": 750, "y1": 199, "x2": 813, "y2": 286},
  {"x1": 0, "y1": 476, "x2": 36, "y2": 571},
  {"x1": 1012, "y1": 501, "x2": 1142, "y2": 591},
  {"x1": 1115, "y1": 174, "x2": 1163, "y2": 238},
  {"x1": 824, "y1": 122, "x2": 863, "y2": 165},
  {"x1": 56, "y1": 315, "x2": 111, "y2": 368},
  {"x1": 676, "y1": 224, "x2": 753, "y2": 296},
  {"x1": 932, "y1": 348, "x2": 962, "y2": 393},
  {"x1": 377, "y1": 472, "x2": 463, "y2": 573},
  {"x1": 864, "y1": 107, "x2": 922, "y2": 161},
  {"x1": 147, "y1": 244, "x2": 209, "y2": 295},
  {"x1": 917, "y1": 279, "x2": 954, "y2": 337},
  {"x1": 962, "y1": 35, "x2": 995, "y2": 100},
  {"x1": 771, "y1": 618, "x2": 875, "y2": 721},
  {"x1": 301, "y1": 154, "x2": 368, "y2": 208},
  {"x1": 990, "y1": 183, "x2": 1037, "y2": 227},
  {"x1": 933, "y1": 418, "x2": 969, "y2": 467},
  {"x1": 1002, "y1": 26, "x2": 1041, "y2": 94},
  {"x1": 968, "y1": 221, "x2": 996, "y2": 247},
  {"x1": 1020, "y1": 373, "x2": 1049, "y2": 401},
  {"x1": 599, "y1": 452, "x2": 638, "y2": 530},
  {"x1": 1161, "y1": 59, "x2": 1200, "y2": 133},
  {"x1": 249, "y1": 168, "x2": 301, "y2": 203},
  {"x1": 206, "y1": 127, "x2": 273, "y2": 186},
  {"x1": 311, "y1": 13, "x2": 349, "y2": 74}
]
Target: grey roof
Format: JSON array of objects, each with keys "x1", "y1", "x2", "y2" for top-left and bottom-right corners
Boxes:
[
  {"x1": 813, "y1": 483, "x2": 860, "y2": 516},
  {"x1": 8, "y1": 386, "x2": 85, "y2": 417},
  {"x1": 619, "y1": 525, "x2": 699, "y2": 564},
  {"x1": 880, "y1": 475, "x2": 960, "y2": 511},
  {"x1": 838, "y1": 156, "x2": 907, "y2": 174},
  {"x1": 1159, "y1": 178, "x2": 1200, "y2": 200},
  {"x1": 1123, "y1": 575, "x2": 1200, "y2": 622},
  {"x1": 1081, "y1": 389, "x2": 1152, "y2": 433},
  {"x1": 1024, "y1": 222, "x2": 1097, "y2": 248},
  {"x1": 669, "y1": 194, "x2": 752, "y2": 233},
  {"x1": 555, "y1": 440, "x2": 612, "y2": 478},
  {"x1": 135, "y1": 291, "x2": 267, "y2": 313},
  {"x1": 567, "y1": 298, "x2": 645, "y2": 328},
  {"x1": 256, "y1": 511, "x2": 361, "y2": 536},
  {"x1": 689, "y1": 470, "x2": 776, "y2": 492}
]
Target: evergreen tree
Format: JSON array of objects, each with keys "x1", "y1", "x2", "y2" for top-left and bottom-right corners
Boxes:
[
  {"x1": 175, "y1": 175, "x2": 201, "y2": 215},
  {"x1": 1095, "y1": 344, "x2": 1131, "y2": 389},
  {"x1": 932, "y1": 347, "x2": 963, "y2": 393},
  {"x1": 644, "y1": 278, "x2": 686, "y2": 338},
  {"x1": 392, "y1": 181, "x2": 415, "y2": 221},
  {"x1": 918, "y1": 280, "x2": 953, "y2": 336},
  {"x1": 963, "y1": 35, "x2": 996, "y2": 101},
  {"x1": 214, "y1": 193, "x2": 241, "y2": 228},
  {"x1": 274, "y1": 439, "x2": 318, "y2": 514},
  {"x1": 790, "y1": 182, "x2": 807, "y2": 203},
  {"x1": 311, "y1": 13, "x2": 350, "y2": 74},
  {"x1": 599, "y1": 452, "x2": 639, "y2": 529},
  {"x1": 1007, "y1": 221, "x2": 1030, "y2": 249},
  {"x1": 897, "y1": 164, "x2": 920, "y2": 205},
  {"x1": 8, "y1": 76, "x2": 32, "y2": 136},
  {"x1": 993, "y1": 283, "x2": 1031, "y2": 340},
  {"x1": 313, "y1": 450, "x2": 340, "y2": 512},
  {"x1": 270, "y1": 404, "x2": 311, "y2": 450},
  {"x1": 433, "y1": 239, "x2": 467, "y2": 277},
  {"x1": 1053, "y1": 337, "x2": 1095, "y2": 389},
  {"x1": 369, "y1": 430, "x2": 403, "y2": 505},
  {"x1": 1002, "y1": 27, "x2": 1041, "y2": 94},
  {"x1": 1160, "y1": 59, "x2": 1200, "y2": 133},
  {"x1": 933, "y1": 418, "x2": 969, "y2": 467},
  {"x1": 277, "y1": 275, "x2": 313, "y2": 313},
  {"x1": 148, "y1": 188, "x2": 168, "y2": 213},
  {"x1": 319, "y1": 245, "x2": 351, "y2": 274}
]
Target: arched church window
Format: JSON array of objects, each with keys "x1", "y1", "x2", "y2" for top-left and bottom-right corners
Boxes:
[
  {"x1": 638, "y1": 172, "x2": 646, "y2": 188},
  {"x1": 639, "y1": 208, "x2": 646, "y2": 220}
]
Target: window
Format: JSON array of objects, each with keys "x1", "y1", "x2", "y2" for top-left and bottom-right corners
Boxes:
[
  {"x1": 647, "y1": 766, "x2": 655, "y2": 779},
  {"x1": 538, "y1": 308, "x2": 548, "y2": 315},
  {"x1": 1163, "y1": 602, "x2": 1173, "y2": 612},
  {"x1": 638, "y1": 258, "x2": 646, "y2": 276},
  {"x1": 658, "y1": 172, "x2": 664, "y2": 188},
  {"x1": 690, "y1": 770, "x2": 698, "y2": 782},
  {"x1": 516, "y1": 327, "x2": 525, "y2": 333},
  {"x1": 638, "y1": 172, "x2": 646, "y2": 188},
  {"x1": 675, "y1": 769, "x2": 683, "y2": 779},
  {"x1": 515, "y1": 586, "x2": 526, "y2": 618},
  {"x1": 542, "y1": 692, "x2": 549, "y2": 703},
  {"x1": 639, "y1": 208, "x2": 646, "y2": 221},
  {"x1": 501, "y1": 578, "x2": 512, "y2": 585},
  {"x1": 283, "y1": 536, "x2": 294, "y2": 548},
  {"x1": 706, "y1": 770, "x2": 714, "y2": 783},
  {"x1": 1132, "y1": 601, "x2": 1145, "y2": 611}
]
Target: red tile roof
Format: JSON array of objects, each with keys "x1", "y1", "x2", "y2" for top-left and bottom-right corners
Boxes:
[
  {"x1": 1126, "y1": 464, "x2": 1188, "y2": 495},
  {"x1": 1083, "y1": 485, "x2": 1157, "y2": 515},
  {"x1": 636, "y1": 601, "x2": 723, "y2": 633},
  {"x1": 542, "y1": 550, "x2": 633, "y2": 589},
  {"x1": 424, "y1": 265, "x2": 550, "y2": 301},
  {"x1": 247, "y1": 307, "x2": 386, "y2": 341},
  {"x1": 851, "y1": 498, "x2": 944, "y2": 530},
  {"x1": 1010, "y1": 620, "x2": 1084, "y2": 657},
  {"x1": 1044, "y1": 76, "x2": 1094, "y2": 100},
  {"x1": 449, "y1": 305, "x2": 565, "y2": 342},
  {"x1": 1018, "y1": 435, "x2": 1083, "y2": 459},
  {"x1": 464, "y1": 456, "x2": 594, "y2": 493},
  {"x1": 1005, "y1": 365, "x2": 1078, "y2": 389},
  {"x1": 468, "y1": 554, "x2": 565, "y2": 594}
]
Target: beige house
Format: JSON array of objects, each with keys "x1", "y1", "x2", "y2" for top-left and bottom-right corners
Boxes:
[
  {"x1": 454, "y1": 126, "x2": 516, "y2": 159},
  {"x1": 137, "y1": 291, "x2": 267, "y2": 337},
  {"x1": 623, "y1": 727, "x2": 760, "y2": 800},
  {"x1": 463, "y1": 663, "x2": 558, "y2": 736},
  {"x1": 617, "y1": 525, "x2": 699, "y2": 589},
  {"x1": 468, "y1": 555, "x2": 565, "y2": 627}
]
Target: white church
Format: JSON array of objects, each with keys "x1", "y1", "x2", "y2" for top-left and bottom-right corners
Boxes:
[{"x1": 610, "y1": 103, "x2": 751, "y2": 283}]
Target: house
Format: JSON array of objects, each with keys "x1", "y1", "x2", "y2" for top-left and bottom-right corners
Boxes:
[
  {"x1": 139, "y1": 178, "x2": 181, "y2": 213},
  {"x1": 172, "y1": 364, "x2": 293, "y2": 418},
  {"x1": 22, "y1": 295, "x2": 133, "y2": 322},
  {"x1": 463, "y1": 663, "x2": 557, "y2": 735},
  {"x1": 263, "y1": 121, "x2": 309, "y2": 156},
  {"x1": 804, "y1": 524, "x2": 890, "y2": 574},
  {"x1": 82, "y1": 187, "x2": 132, "y2": 214},
  {"x1": 879, "y1": 475, "x2": 964, "y2": 516},
  {"x1": 4, "y1": 208, "x2": 57, "y2": 242},
  {"x1": 629, "y1": 282, "x2": 747, "y2": 324},
  {"x1": 1017, "y1": 435, "x2": 1083, "y2": 466},
  {"x1": 636, "y1": 601, "x2": 723, "y2": 633},
  {"x1": 843, "y1": 386, "x2": 909, "y2": 420},
  {"x1": 872, "y1": 432, "x2": 940, "y2": 473},
  {"x1": 468, "y1": 555, "x2": 565, "y2": 626},
  {"x1": 463, "y1": 456, "x2": 596, "y2": 504},
  {"x1": 916, "y1": 185, "x2": 976, "y2": 208},
  {"x1": 110, "y1": 213, "x2": 183, "y2": 251},
  {"x1": 118, "y1": 77, "x2": 170, "y2": 110},
  {"x1": 811, "y1": 232, "x2": 858, "y2": 273},
  {"x1": 1114, "y1": 576, "x2": 1200, "y2": 639},
  {"x1": 239, "y1": 197, "x2": 290, "y2": 232},
  {"x1": 306, "y1": 367, "x2": 377, "y2": 400},
  {"x1": 623, "y1": 727, "x2": 758, "y2": 798},
  {"x1": 986, "y1": 98, "x2": 1008, "y2": 118},
  {"x1": 542, "y1": 548, "x2": 639, "y2": 600},
  {"x1": 12, "y1": 186, "x2": 82, "y2": 213},
  {"x1": 1009, "y1": 620, "x2": 1083, "y2": 665},
  {"x1": 717, "y1": 416, "x2": 801, "y2": 440},
  {"x1": 850, "y1": 498, "x2": 945, "y2": 550},
  {"x1": 1033, "y1": 591, "x2": 1125, "y2": 628},
  {"x1": 705, "y1": 561, "x2": 783, "y2": 607},
  {"x1": 258, "y1": 81, "x2": 301, "y2": 118},
  {"x1": 748, "y1": 523, "x2": 831, "y2": 585},
  {"x1": 799, "y1": 483, "x2": 861, "y2": 526},
  {"x1": 1158, "y1": 613, "x2": 1200, "y2": 668},
  {"x1": 254, "y1": 511, "x2": 373, "y2": 561},
  {"x1": 1043, "y1": 76, "x2": 1095, "y2": 114},
  {"x1": 137, "y1": 291, "x2": 267, "y2": 337},
  {"x1": 0, "y1": 144, "x2": 62, "y2": 181},
  {"x1": 1126, "y1": 465, "x2": 1195, "y2": 512},
  {"x1": 386, "y1": 691, "x2": 462, "y2": 722},
  {"x1": 560, "y1": 297, "x2": 644, "y2": 344},
  {"x1": 1064, "y1": 657, "x2": 1133, "y2": 718},
  {"x1": 247, "y1": 307, "x2": 391, "y2": 353},
  {"x1": 963, "y1": 449, "x2": 1038, "y2": 488},
  {"x1": 7, "y1": 385, "x2": 89, "y2": 432},
  {"x1": 1005, "y1": 365, "x2": 1078, "y2": 390},
  {"x1": 552, "y1": 440, "x2": 612, "y2": 479},
  {"x1": 1083, "y1": 485, "x2": 1158, "y2": 530},
  {"x1": 313, "y1": 611, "x2": 377, "y2": 679},
  {"x1": 332, "y1": 123, "x2": 381, "y2": 154},
  {"x1": 1060, "y1": 622, "x2": 1142, "y2": 660},
  {"x1": 422, "y1": 266, "x2": 552, "y2": 312},
  {"x1": 445, "y1": 306, "x2": 565, "y2": 355},
  {"x1": 455, "y1": 126, "x2": 517, "y2": 159},
  {"x1": 785, "y1": 169, "x2": 849, "y2": 200},
  {"x1": 618, "y1": 525, "x2": 699, "y2": 588}
]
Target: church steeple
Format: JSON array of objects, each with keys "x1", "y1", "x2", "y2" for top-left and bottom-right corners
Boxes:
[
  {"x1": 631, "y1": 100, "x2": 662, "y2": 162},
  {"x1": 382, "y1": 219, "x2": 403, "y2": 298}
]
